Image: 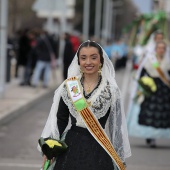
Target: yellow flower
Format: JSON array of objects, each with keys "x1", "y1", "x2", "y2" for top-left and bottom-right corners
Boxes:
[
  {"x1": 45, "y1": 139, "x2": 62, "y2": 148},
  {"x1": 140, "y1": 76, "x2": 157, "y2": 92}
]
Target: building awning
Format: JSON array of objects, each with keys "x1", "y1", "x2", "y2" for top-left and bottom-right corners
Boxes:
[{"x1": 32, "y1": 0, "x2": 75, "y2": 19}]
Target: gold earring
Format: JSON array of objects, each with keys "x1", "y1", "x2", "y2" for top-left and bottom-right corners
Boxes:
[
  {"x1": 98, "y1": 64, "x2": 102, "y2": 75},
  {"x1": 80, "y1": 68, "x2": 84, "y2": 76}
]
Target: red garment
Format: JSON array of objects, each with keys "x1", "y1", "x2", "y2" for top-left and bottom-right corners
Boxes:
[
  {"x1": 70, "y1": 36, "x2": 80, "y2": 53},
  {"x1": 30, "y1": 40, "x2": 37, "y2": 47},
  {"x1": 133, "y1": 64, "x2": 139, "y2": 70}
]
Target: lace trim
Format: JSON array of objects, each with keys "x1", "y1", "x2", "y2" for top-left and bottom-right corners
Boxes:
[
  {"x1": 112, "y1": 87, "x2": 131, "y2": 161},
  {"x1": 61, "y1": 84, "x2": 78, "y2": 118},
  {"x1": 90, "y1": 81, "x2": 112, "y2": 119},
  {"x1": 61, "y1": 77, "x2": 112, "y2": 120},
  {"x1": 62, "y1": 78, "x2": 129, "y2": 161},
  {"x1": 113, "y1": 96, "x2": 124, "y2": 161}
]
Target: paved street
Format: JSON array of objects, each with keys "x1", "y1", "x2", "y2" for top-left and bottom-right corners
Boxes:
[
  {"x1": 0, "y1": 69, "x2": 170, "y2": 170},
  {"x1": 0, "y1": 94, "x2": 52, "y2": 170},
  {"x1": 127, "y1": 137, "x2": 170, "y2": 170}
]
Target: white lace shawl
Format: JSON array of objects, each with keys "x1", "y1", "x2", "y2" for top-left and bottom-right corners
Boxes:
[
  {"x1": 61, "y1": 76, "x2": 111, "y2": 128},
  {"x1": 39, "y1": 42, "x2": 131, "y2": 162},
  {"x1": 144, "y1": 53, "x2": 170, "y2": 79},
  {"x1": 127, "y1": 45, "x2": 170, "y2": 117}
]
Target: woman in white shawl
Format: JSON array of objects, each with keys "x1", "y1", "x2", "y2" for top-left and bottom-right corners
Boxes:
[
  {"x1": 127, "y1": 41, "x2": 170, "y2": 148},
  {"x1": 39, "y1": 41, "x2": 131, "y2": 170},
  {"x1": 132, "y1": 31, "x2": 164, "y2": 69}
]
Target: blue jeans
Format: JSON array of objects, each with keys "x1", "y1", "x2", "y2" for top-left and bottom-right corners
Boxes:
[{"x1": 32, "y1": 60, "x2": 51, "y2": 86}]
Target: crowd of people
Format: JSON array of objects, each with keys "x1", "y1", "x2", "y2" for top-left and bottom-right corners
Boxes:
[
  {"x1": 10, "y1": 28, "x2": 130, "y2": 89},
  {"x1": 15, "y1": 28, "x2": 58, "y2": 87},
  {"x1": 13, "y1": 28, "x2": 81, "y2": 88}
]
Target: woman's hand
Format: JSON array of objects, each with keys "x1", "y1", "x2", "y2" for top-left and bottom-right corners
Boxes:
[
  {"x1": 50, "y1": 157, "x2": 55, "y2": 164},
  {"x1": 42, "y1": 155, "x2": 47, "y2": 170},
  {"x1": 42, "y1": 155, "x2": 55, "y2": 170}
]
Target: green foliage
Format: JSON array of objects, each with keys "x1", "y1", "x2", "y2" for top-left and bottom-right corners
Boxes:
[{"x1": 124, "y1": 10, "x2": 168, "y2": 47}]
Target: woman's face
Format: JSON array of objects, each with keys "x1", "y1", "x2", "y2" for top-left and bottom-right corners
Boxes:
[
  {"x1": 156, "y1": 43, "x2": 166, "y2": 56},
  {"x1": 79, "y1": 46, "x2": 101, "y2": 75},
  {"x1": 154, "y1": 34, "x2": 164, "y2": 43}
]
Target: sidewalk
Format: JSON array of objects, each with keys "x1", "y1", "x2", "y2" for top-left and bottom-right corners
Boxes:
[{"x1": 0, "y1": 68, "x2": 63, "y2": 125}]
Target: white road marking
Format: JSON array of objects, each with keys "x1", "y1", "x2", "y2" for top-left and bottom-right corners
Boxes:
[
  {"x1": 127, "y1": 164, "x2": 170, "y2": 170},
  {"x1": 0, "y1": 162, "x2": 41, "y2": 168}
]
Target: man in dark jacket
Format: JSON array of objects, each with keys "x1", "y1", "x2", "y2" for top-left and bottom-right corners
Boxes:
[{"x1": 63, "y1": 33, "x2": 74, "y2": 79}]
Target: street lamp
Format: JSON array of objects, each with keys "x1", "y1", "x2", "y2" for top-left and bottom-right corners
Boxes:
[
  {"x1": 94, "y1": 0, "x2": 102, "y2": 40},
  {"x1": 0, "y1": 0, "x2": 8, "y2": 98},
  {"x1": 101, "y1": 0, "x2": 113, "y2": 45},
  {"x1": 83, "y1": 0, "x2": 90, "y2": 41}
]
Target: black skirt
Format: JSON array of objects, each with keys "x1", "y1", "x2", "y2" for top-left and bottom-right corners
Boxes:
[
  {"x1": 54, "y1": 125, "x2": 115, "y2": 170},
  {"x1": 139, "y1": 77, "x2": 170, "y2": 128}
]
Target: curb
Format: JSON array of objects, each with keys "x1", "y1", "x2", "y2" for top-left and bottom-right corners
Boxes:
[{"x1": 0, "y1": 87, "x2": 56, "y2": 126}]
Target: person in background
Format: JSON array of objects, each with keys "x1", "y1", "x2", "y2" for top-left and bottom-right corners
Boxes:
[
  {"x1": 133, "y1": 31, "x2": 164, "y2": 70},
  {"x1": 20, "y1": 29, "x2": 38, "y2": 86},
  {"x1": 63, "y1": 32, "x2": 74, "y2": 80},
  {"x1": 31, "y1": 30, "x2": 56, "y2": 88},
  {"x1": 48, "y1": 33, "x2": 59, "y2": 61},
  {"x1": 15, "y1": 29, "x2": 30, "y2": 78},
  {"x1": 70, "y1": 33, "x2": 80, "y2": 55},
  {"x1": 111, "y1": 38, "x2": 128, "y2": 70},
  {"x1": 127, "y1": 41, "x2": 170, "y2": 148},
  {"x1": 144, "y1": 31, "x2": 164, "y2": 54}
]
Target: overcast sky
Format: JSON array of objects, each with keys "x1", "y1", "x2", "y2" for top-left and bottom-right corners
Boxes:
[{"x1": 132, "y1": 0, "x2": 152, "y2": 14}]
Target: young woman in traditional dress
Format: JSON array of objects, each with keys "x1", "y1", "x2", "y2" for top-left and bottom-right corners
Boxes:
[
  {"x1": 127, "y1": 41, "x2": 170, "y2": 148},
  {"x1": 39, "y1": 41, "x2": 131, "y2": 170}
]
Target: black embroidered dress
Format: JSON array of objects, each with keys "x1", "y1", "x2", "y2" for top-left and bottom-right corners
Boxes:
[
  {"x1": 138, "y1": 68, "x2": 170, "y2": 128},
  {"x1": 54, "y1": 77, "x2": 115, "y2": 170},
  {"x1": 127, "y1": 55, "x2": 170, "y2": 139}
]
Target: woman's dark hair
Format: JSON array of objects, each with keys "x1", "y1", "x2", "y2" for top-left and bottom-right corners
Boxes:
[{"x1": 77, "y1": 41, "x2": 104, "y2": 67}]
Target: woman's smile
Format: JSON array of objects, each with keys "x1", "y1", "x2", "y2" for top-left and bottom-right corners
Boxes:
[{"x1": 85, "y1": 66, "x2": 94, "y2": 71}]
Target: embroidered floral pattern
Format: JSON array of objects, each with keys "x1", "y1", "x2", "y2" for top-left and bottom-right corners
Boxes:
[
  {"x1": 62, "y1": 84, "x2": 78, "y2": 118},
  {"x1": 61, "y1": 80, "x2": 112, "y2": 120},
  {"x1": 90, "y1": 81, "x2": 112, "y2": 119}
]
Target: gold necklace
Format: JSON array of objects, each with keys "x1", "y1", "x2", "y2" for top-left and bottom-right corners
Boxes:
[
  {"x1": 86, "y1": 83, "x2": 92, "y2": 93},
  {"x1": 84, "y1": 77, "x2": 99, "y2": 94}
]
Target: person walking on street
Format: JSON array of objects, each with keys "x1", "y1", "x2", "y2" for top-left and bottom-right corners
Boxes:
[
  {"x1": 127, "y1": 41, "x2": 170, "y2": 148},
  {"x1": 63, "y1": 33, "x2": 74, "y2": 80},
  {"x1": 20, "y1": 29, "x2": 38, "y2": 86},
  {"x1": 38, "y1": 41, "x2": 131, "y2": 170},
  {"x1": 15, "y1": 29, "x2": 31, "y2": 78},
  {"x1": 32, "y1": 31, "x2": 56, "y2": 88}
]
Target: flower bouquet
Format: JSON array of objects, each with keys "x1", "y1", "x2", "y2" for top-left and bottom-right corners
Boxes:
[
  {"x1": 138, "y1": 76, "x2": 157, "y2": 96},
  {"x1": 38, "y1": 137, "x2": 68, "y2": 170},
  {"x1": 134, "y1": 76, "x2": 157, "y2": 102}
]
